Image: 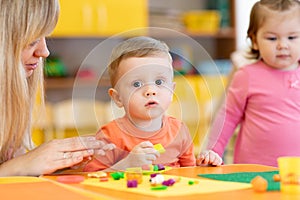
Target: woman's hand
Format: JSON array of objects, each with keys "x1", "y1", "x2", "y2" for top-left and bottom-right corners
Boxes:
[
  {"x1": 0, "y1": 136, "x2": 115, "y2": 176},
  {"x1": 196, "y1": 150, "x2": 223, "y2": 166}
]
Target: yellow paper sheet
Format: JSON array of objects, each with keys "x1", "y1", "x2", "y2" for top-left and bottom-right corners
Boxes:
[{"x1": 82, "y1": 174, "x2": 251, "y2": 197}]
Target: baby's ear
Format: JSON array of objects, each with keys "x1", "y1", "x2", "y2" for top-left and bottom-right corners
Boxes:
[
  {"x1": 171, "y1": 82, "x2": 176, "y2": 101},
  {"x1": 252, "y1": 37, "x2": 259, "y2": 50},
  {"x1": 108, "y1": 88, "x2": 123, "y2": 107}
]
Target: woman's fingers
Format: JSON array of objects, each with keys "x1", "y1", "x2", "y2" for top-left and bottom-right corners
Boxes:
[
  {"x1": 53, "y1": 136, "x2": 111, "y2": 152},
  {"x1": 56, "y1": 149, "x2": 94, "y2": 161}
]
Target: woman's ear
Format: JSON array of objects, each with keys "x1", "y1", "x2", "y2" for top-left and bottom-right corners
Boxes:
[{"x1": 108, "y1": 88, "x2": 123, "y2": 108}]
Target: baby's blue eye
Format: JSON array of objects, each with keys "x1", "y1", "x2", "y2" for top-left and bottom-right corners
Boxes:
[
  {"x1": 133, "y1": 81, "x2": 142, "y2": 88},
  {"x1": 155, "y1": 79, "x2": 164, "y2": 85}
]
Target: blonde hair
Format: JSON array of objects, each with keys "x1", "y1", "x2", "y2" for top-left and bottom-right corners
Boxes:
[
  {"x1": 108, "y1": 36, "x2": 172, "y2": 87},
  {"x1": 0, "y1": 0, "x2": 59, "y2": 163},
  {"x1": 247, "y1": 0, "x2": 300, "y2": 59}
]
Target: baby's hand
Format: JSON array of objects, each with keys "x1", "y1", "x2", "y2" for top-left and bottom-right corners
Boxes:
[
  {"x1": 196, "y1": 150, "x2": 222, "y2": 166},
  {"x1": 126, "y1": 141, "x2": 159, "y2": 167}
]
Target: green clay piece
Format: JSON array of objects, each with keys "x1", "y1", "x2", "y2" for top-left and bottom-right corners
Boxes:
[
  {"x1": 151, "y1": 185, "x2": 168, "y2": 190},
  {"x1": 153, "y1": 165, "x2": 159, "y2": 171},
  {"x1": 110, "y1": 172, "x2": 124, "y2": 180},
  {"x1": 188, "y1": 180, "x2": 194, "y2": 185}
]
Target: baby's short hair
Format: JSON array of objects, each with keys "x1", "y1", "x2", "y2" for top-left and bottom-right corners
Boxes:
[{"x1": 108, "y1": 36, "x2": 171, "y2": 87}]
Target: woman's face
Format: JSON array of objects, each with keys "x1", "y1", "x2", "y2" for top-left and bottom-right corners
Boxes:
[{"x1": 21, "y1": 37, "x2": 50, "y2": 77}]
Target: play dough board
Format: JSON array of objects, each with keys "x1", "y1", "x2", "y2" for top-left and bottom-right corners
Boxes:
[{"x1": 82, "y1": 174, "x2": 251, "y2": 197}]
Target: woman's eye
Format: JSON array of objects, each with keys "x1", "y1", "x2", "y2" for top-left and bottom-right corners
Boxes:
[
  {"x1": 29, "y1": 39, "x2": 40, "y2": 47},
  {"x1": 155, "y1": 79, "x2": 164, "y2": 85},
  {"x1": 133, "y1": 81, "x2": 142, "y2": 88}
]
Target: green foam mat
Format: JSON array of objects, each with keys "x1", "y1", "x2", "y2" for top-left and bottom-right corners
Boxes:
[{"x1": 198, "y1": 171, "x2": 280, "y2": 191}]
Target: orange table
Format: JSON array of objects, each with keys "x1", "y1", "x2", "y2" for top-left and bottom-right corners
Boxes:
[
  {"x1": 2, "y1": 164, "x2": 300, "y2": 200},
  {"x1": 42, "y1": 164, "x2": 298, "y2": 200}
]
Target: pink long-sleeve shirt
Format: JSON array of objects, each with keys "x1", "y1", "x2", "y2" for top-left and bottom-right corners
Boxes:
[{"x1": 208, "y1": 60, "x2": 300, "y2": 167}]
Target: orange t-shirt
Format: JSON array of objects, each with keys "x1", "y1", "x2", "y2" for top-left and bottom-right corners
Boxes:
[{"x1": 84, "y1": 116, "x2": 195, "y2": 172}]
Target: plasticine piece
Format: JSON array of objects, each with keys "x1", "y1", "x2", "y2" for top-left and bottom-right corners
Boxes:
[
  {"x1": 251, "y1": 176, "x2": 268, "y2": 193},
  {"x1": 273, "y1": 174, "x2": 280, "y2": 182},
  {"x1": 153, "y1": 165, "x2": 159, "y2": 171},
  {"x1": 174, "y1": 176, "x2": 181, "y2": 182},
  {"x1": 188, "y1": 180, "x2": 195, "y2": 185},
  {"x1": 125, "y1": 167, "x2": 143, "y2": 184},
  {"x1": 151, "y1": 185, "x2": 168, "y2": 190},
  {"x1": 149, "y1": 164, "x2": 154, "y2": 171},
  {"x1": 110, "y1": 172, "x2": 124, "y2": 180},
  {"x1": 87, "y1": 171, "x2": 107, "y2": 178},
  {"x1": 127, "y1": 180, "x2": 138, "y2": 188},
  {"x1": 141, "y1": 164, "x2": 151, "y2": 170},
  {"x1": 162, "y1": 178, "x2": 176, "y2": 186},
  {"x1": 56, "y1": 175, "x2": 85, "y2": 184},
  {"x1": 149, "y1": 173, "x2": 164, "y2": 185},
  {"x1": 99, "y1": 177, "x2": 109, "y2": 182},
  {"x1": 153, "y1": 143, "x2": 166, "y2": 154},
  {"x1": 157, "y1": 164, "x2": 165, "y2": 171}
]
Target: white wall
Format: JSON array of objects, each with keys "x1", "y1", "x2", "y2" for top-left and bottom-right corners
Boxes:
[{"x1": 235, "y1": 0, "x2": 259, "y2": 50}]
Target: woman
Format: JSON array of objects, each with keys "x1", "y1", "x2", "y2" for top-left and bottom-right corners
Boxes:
[{"x1": 0, "y1": 0, "x2": 114, "y2": 176}]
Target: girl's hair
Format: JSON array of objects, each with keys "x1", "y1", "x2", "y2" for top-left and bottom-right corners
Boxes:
[
  {"x1": 247, "y1": 0, "x2": 300, "y2": 59},
  {"x1": 0, "y1": 0, "x2": 59, "y2": 163},
  {"x1": 108, "y1": 36, "x2": 172, "y2": 87}
]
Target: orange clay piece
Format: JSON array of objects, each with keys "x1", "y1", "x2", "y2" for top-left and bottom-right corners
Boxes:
[
  {"x1": 273, "y1": 174, "x2": 280, "y2": 182},
  {"x1": 173, "y1": 176, "x2": 181, "y2": 182},
  {"x1": 251, "y1": 176, "x2": 268, "y2": 193}
]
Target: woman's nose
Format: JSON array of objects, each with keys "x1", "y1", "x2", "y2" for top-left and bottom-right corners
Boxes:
[{"x1": 34, "y1": 37, "x2": 50, "y2": 58}]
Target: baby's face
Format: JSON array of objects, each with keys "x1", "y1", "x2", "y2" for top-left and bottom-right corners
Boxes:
[
  {"x1": 253, "y1": 7, "x2": 300, "y2": 70},
  {"x1": 114, "y1": 55, "x2": 175, "y2": 121}
]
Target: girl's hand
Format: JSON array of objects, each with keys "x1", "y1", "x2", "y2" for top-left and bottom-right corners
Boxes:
[{"x1": 196, "y1": 150, "x2": 222, "y2": 166}]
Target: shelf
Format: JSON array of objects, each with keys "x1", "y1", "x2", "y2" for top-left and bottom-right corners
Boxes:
[
  {"x1": 46, "y1": 0, "x2": 236, "y2": 90},
  {"x1": 184, "y1": 27, "x2": 235, "y2": 39},
  {"x1": 50, "y1": 27, "x2": 235, "y2": 40}
]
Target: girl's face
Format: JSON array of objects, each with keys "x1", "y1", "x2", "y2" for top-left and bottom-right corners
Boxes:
[
  {"x1": 254, "y1": 8, "x2": 300, "y2": 70},
  {"x1": 21, "y1": 37, "x2": 50, "y2": 77},
  {"x1": 110, "y1": 55, "x2": 175, "y2": 123}
]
